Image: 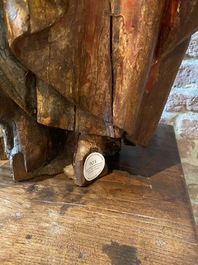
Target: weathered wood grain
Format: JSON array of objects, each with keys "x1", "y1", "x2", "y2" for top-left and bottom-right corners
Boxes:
[
  {"x1": 0, "y1": 125, "x2": 197, "y2": 264},
  {"x1": 4, "y1": 0, "x2": 197, "y2": 139},
  {"x1": 111, "y1": 0, "x2": 165, "y2": 133},
  {"x1": 0, "y1": 137, "x2": 6, "y2": 160},
  {"x1": 1, "y1": 1, "x2": 198, "y2": 182}
]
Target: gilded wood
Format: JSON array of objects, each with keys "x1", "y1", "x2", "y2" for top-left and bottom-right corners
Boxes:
[{"x1": 0, "y1": 1, "x2": 198, "y2": 184}]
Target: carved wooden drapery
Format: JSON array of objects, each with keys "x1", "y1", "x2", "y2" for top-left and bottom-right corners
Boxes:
[{"x1": 0, "y1": 0, "x2": 198, "y2": 185}]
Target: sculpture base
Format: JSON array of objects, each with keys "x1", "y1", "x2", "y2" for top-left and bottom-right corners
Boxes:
[{"x1": 0, "y1": 124, "x2": 197, "y2": 264}]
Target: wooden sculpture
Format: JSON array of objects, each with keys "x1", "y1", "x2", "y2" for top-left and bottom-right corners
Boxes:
[{"x1": 0, "y1": 0, "x2": 198, "y2": 186}]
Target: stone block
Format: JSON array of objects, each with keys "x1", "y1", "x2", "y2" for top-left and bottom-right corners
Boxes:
[
  {"x1": 177, "y1": 139, "x2": 196, "y2": 159},
  {"x1": 173, "y1": 60, "x2": 198, "y2": 88},
  {"x1": 160, "y1": 112, "x2": 177, "y2": 126},
  {"x1": 182, "y1": 162, "x2": 198, "y2": 184},
  {"x1": 176, "y1": 113, "x2": 198, "y2": 139},
  {"x1": 188, "y1": 184, "x2": 198, "y2": 201},
  {"x1": 187, "y1": 93, "x2": 198, "y2": 111},
  {"x1": 189, "y1": 203, "x2": 198, "y2": 229},
  {"x1": 180, "y1": 119, "x2": 198, "y2": 139},
  {"x1": 165, "y1": 88, "x2": 198, "y2": 112},
  {"x1": 186, "y1": 32, "x2": 198, "y2": 59}
]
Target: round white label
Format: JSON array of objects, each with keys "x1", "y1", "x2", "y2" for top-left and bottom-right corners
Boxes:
[{"x1": 83, "y1": 152, "x2": 105, "y2": 181}]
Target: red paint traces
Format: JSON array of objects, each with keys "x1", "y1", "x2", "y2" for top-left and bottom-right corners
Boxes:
[
  {"x1": 145, "y1": 0, "x2": 179, "y2": 94},
  {"x1": 121, "y1": 0, "x2": 142, "y2": 32},
  {"x1": 125, "y1": 0, "x2": 135, "y2": 9},
  {"x1": 85, "y1": 34, "x2": 94, "y2": 44},
  {"x1": 127, "y1": 38, "x2": 135, "y2": 65},
  {"x1": 145, "y1": 62, "x2": 160, "y2": 94},
  {"x1": 125, "y1": 19, "x2": 133, "y2": 32},
  {"x1": 170, "y1": 0, "x2": 179, "y2": 27},
  {"x1": 161, "y1": 0, "x2": 179, "y2": 31},
  {"x1": 82, "y1": 76, "x2": 90, "y2": 85}
]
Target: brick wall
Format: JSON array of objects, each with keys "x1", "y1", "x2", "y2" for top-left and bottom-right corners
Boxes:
[
  {"x1": 161, "y1": 32, "x2": 198, "y2": 138},
  {"x1": 161, "y1": 32, "x2": 198, "y2": 228}
]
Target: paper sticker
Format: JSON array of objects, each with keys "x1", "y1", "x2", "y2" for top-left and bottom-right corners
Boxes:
[{"x1": 83, "y1": 152, "x2": 105, "y2": 181}]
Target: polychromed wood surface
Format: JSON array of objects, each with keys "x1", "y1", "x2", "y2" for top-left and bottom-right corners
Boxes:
[{"x1": 0, "y1": 125, "x2": 197, "y2": 264}]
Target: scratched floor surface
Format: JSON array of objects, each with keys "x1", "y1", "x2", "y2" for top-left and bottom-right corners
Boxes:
[{"x1": 0, "y1": 125, "x2": 197, "y2": 264}]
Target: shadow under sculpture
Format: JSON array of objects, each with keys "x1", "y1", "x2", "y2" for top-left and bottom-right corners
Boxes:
[{"x1": 0, "y1": 0, "x2": 197, "y2": 186}]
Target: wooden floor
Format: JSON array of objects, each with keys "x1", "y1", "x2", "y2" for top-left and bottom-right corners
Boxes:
[{"x1": 0, "y1": 125, "x2": 197, "y2": 264}]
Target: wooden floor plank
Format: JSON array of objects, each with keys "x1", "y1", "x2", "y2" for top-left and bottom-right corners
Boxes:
[{"x1": 0, "y1": 125, "x2": 197, "y2": 264}]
